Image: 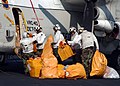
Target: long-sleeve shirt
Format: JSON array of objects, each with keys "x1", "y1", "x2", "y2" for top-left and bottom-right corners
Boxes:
[
  {"x1": 53, "y1": 30, "x2": 64, "y2": 48},
  {"x1": 81, "y1": 30, "x2": 99, "y2": 50},
  {"x1": 20, "y1": 38, "x2": 35, "y2": 53},
  {"x1": 68, "y1": 34, "x2": 82, "y2": 49},
  {"x1": 36, "y1": 32, "x2": 46, "y2": 49}
]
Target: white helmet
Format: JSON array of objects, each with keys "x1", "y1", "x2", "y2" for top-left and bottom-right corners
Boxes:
[
  {"x1": 78, "y1": 27, "x2": 84, "y2": 33},
  {"x1": 36, "y1": 26, "x2": 39, "y2": 29},
  {"x1": 69, "y1": 27, "x2": 76, "y2": 32},
  {"x1": 55, "y1": 24, "x2": 60, "y2": 30},
  {"x1": 36, "y1": 26, "x2": 42, "y2": 31},
  {"x1": 22, "y1": 31, "x2": 27, "y2": 38}
]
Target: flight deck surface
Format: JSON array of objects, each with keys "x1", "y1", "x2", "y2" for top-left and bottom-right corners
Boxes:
[{"x1": 0, "y1": 56, "x2": 120, "y2": 86}]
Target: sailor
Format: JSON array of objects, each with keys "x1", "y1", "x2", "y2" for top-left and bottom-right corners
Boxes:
[
  {"x1": 67, "y1": 27, "x2": 82, "y2": 63},
  {"x1": 79, "y1": 27, "x2": 99, "y2": 78},
  {"x1": 20, "y1": 32, "x2": 36, "y2": 74},
  {"x1": 52, "y1": 24, "x2": 64, "y2": 64},
  {"x1": 69, "y1": 27, "x2": 78, "y2": 41},
  {"x1": 20, "y1": 32, "x2": 35, "y2": 59},
  {"x1": 35, "y1": 26, "x2": 46, "y2": 57}
]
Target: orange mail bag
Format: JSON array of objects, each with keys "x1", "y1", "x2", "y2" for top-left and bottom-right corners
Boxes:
[
  {"x1": 58, "y1": 41, "x2": 74, "y2": 61},
  {"x1": 90, "y1": 50, "x2": 108, "y2": 77},
  {"x1": 27, "y1": 58, "x2": 42, "y2": 78},
  {"x1": 41, "y1": 35, "x2": 58, "y2": 78},
  {"x1": 57, "y1": 64, "x2": 65, "y2": 78},
  {"x1": 66, "y1": 63, "x2": 86, "y2": 79}
]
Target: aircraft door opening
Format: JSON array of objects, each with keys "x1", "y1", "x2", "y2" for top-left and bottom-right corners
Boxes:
[
  {"x1": 12, "y1": 8, "x2": 20, "y2": 26},
  {"x1": 12, "y1": 8, "x2": 23, "y2": 56}
]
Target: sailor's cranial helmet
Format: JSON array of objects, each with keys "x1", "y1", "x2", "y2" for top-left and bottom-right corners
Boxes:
[
  {"x1": 36, "y1": 26, "x2": 42, "y2": 31},
  {"x1": 55, "y1": 24, "x2": 60, "y2": 30},
  {"x1": 69, "y1": 27, "x2": 76, "y2": 33},
  {"x1": 78, "y1": 27, "x2": 84, "y2": 33}
]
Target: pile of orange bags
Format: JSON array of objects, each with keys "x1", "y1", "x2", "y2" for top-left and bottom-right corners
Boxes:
[{"x1": 27, "y1": 35, "x2": 97, "y2": 79}]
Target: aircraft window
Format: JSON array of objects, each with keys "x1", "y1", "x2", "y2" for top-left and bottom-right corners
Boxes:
[
  {"x1": 6, "y1": 30, "x2": 14, "y2": 37},
  {"x1": 6, "y1": 30, "x2": 10, "y2": 37}
]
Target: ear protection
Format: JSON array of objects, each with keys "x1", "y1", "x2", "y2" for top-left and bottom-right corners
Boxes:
[{"x1": 70, "y1": 27, "x2": 76, "y2": 32}]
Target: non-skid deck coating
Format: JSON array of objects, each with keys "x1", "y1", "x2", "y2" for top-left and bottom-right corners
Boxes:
[
  {"x1": 0, "y1": 56, "x2": 120, "y2": 86},
  {"x1": 0, "y1": 71, "x2": 120, "y2": 86}
]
